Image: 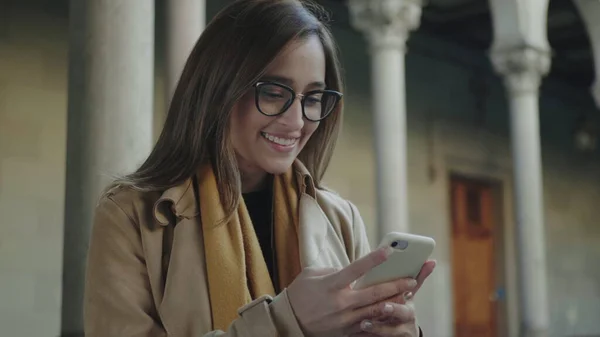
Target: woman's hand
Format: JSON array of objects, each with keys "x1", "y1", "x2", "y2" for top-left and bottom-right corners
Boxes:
[
  {"x1": 348, "y1": 260, "x2": 437, "y2": 337},
  {"x1": 350, "y1": 301, "x2": 419, "y2": 337},
  {"x1": 286, "y1": 247, "x2": 419, "y2": 337}
]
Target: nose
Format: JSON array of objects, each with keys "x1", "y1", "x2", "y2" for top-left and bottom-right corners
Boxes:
[{"x1": 278, "y1": 95, "x2": 304, "y2": 129}]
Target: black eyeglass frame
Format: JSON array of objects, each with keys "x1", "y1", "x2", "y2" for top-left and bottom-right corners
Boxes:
[{"x1": 253, "y1": 81, "x2": 343, "y2": 122}]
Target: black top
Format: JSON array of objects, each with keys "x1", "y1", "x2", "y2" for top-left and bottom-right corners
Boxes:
[{"x1": 242, "y1": 185, "x2": 277, "y2": 290}]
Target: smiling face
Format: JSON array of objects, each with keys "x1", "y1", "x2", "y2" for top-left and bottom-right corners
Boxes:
[{"x1": 230, "y1": 35, "x2": 326, "y2": 191}]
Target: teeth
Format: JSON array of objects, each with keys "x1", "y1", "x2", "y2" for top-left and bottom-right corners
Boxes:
[{"x1": 261, "y1": 132, "x2": 297, "y2": 146}]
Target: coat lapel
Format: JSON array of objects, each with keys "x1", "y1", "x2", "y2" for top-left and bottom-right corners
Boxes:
[
  {"x1": 146, "y1": 179, "x2": 212, "y2": 335},
  {"x1": 159, "y1": 216, "x2": 212, "y2": 336},
  {"x1": 297, "y1": 193, "x2": 350, "y2": 270}
]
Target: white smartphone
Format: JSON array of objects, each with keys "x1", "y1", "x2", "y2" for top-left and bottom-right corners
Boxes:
[{"x1": 353, "y1": 232, "x2": 436, "y2": 289}]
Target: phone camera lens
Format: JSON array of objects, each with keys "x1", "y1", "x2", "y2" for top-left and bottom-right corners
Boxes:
[{"x1": 392, "y1": 240, "x2": 409, "y2": 250}]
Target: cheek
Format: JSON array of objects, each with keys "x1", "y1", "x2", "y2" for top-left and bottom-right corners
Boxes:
[{"x1": 232, "y1": 98, "x2": 264, "y2": 135}]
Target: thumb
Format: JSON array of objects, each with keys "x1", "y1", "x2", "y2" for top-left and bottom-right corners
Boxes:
[{"x1": 413, "y1": 260, "x2": 436, "y2": 294}]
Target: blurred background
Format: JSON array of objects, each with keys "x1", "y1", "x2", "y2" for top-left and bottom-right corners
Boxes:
[{"x1": 1, "y1": 0, "x2": 600, "y2": 336}]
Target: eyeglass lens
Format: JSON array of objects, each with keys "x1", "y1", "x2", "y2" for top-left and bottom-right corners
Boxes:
[{"x1": 257, "y1": 83, "x2": 338, "y2": 121}]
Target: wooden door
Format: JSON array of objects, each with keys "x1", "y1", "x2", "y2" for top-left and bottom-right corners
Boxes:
[{"x1": 450, "y1": 176, "x2": 497, "y2": 337}]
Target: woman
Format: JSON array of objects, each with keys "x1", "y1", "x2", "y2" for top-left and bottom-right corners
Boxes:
[{"x1": 84, "y1": 0, "x2": 435, "y2": 336}]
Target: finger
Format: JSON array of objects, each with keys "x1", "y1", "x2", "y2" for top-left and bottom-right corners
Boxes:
[
  {"x1": 343, "y1": 296, "x2": 414, "y2": 328},
  {"x1": 374, "y1": 302, "x2": 415, "y2": 322},
  {"x1": 346, "y1": 320, "x2": 379, "y2": 335},
  {"x1": 381, "y1": 290, "x2": 414, "y2": 306},
  {"x1": 309, "y1": 267, "x2": 340, "y2": 277},
  {"x1": 348, "y1": 333, "x2": 379, "y2": 337},
  {"x1": 359, "y1": 304, "x2": 417, "y2": 337},
  {"x1": 325, "y1": 247, "x2": 390, "y2": 290},
  {"x1": 413, "y1": 260, "x2": 436, "y2": 294},
  {"x1": 359, "y1": 318, "x2": 418, "y2": 337},
  {"x1": 345, "y1": 316, "x2": 395, "y2": 335},
  {"x1": 350, "y1": 277, "x2": 417, "y2": 308}
]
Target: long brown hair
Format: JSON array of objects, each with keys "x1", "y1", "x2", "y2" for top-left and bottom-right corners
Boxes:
[{"x1": 112, "y1": 0, "x2": 344, "y2": 218}]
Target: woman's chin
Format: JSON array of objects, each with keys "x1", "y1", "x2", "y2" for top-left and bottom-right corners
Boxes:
[{"x1": 261, "y1": 161, "x2": 295, "y2": 176}]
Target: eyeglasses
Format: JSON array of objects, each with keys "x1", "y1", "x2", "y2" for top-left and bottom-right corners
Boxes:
[{"x1": 253, "y1": 81, "x2": 343, "y2": 122}]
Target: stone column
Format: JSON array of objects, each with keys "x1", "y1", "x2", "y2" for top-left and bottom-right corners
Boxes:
[
  {"x1": 492, "y1": 46, "x2": 551, "y2": 337},
  {"x1": 349, "y1": 0, "x2": 422, "y2": 237},
  {"x1": 166, "y1": 0, "x2": 205, "y2": 103},
  {"x1": 491, "y1": 44, "x2": 552, "y2": 337},
  {"x1": 489, "y1": 0, "x2": 551, "y2": 334},
  {"x1": 62, "y1": 1, "x2": 154, "y2": 336}
]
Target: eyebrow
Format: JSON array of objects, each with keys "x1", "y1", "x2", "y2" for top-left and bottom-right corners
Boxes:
[{"x1": 260, "y1": 75, "x2": 326, "y2": 89}]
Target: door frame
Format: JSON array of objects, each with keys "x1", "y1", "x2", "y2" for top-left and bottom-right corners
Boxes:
[
  {"x1": 448, "y1": 172, "x2": 505, "y2": 337},
  {"x1": 431, "y1": 120, "x2": 519, "y2": 337}
]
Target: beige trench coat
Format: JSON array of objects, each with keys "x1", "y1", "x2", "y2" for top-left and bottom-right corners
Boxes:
[{"x1": 83, "y1": 163, "x2": 375, "y2": 337}]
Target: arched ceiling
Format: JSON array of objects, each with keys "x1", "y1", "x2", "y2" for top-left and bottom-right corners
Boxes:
[
  {"x1": 326, "y1": 0, "x2": 594, "y2": 89},
  {"x1": 421, "y1": 0, "x2": 593, "y2": 88},
  {"x1": 5, "y1": 0, "x2": 593, "y2": 89}
]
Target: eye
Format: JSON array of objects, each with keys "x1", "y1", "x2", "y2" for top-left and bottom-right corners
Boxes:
[
  {"x1": 258, "y1": 84, "x2": 289, "y2": 102},
  {"x1": 305, "y1": 94, "x2": 323, "y2": 106},
  {"x1": 261, "y1": 91, "x2": 285, "y2": 99}
]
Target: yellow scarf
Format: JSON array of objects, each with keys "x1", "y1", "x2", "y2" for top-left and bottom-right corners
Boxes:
[{"x1": 197, "y1": 165, "x2": 302, "y2": 331}]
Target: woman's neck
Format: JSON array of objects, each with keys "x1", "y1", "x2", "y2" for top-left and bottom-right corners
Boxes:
[{"x1": 240, "y1": 168, "x2": 269, "y2": 193}]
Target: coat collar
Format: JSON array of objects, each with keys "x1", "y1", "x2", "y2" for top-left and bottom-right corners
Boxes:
[{"x1": 153, "y1": 160, "x2": 316, "y2": 226}]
